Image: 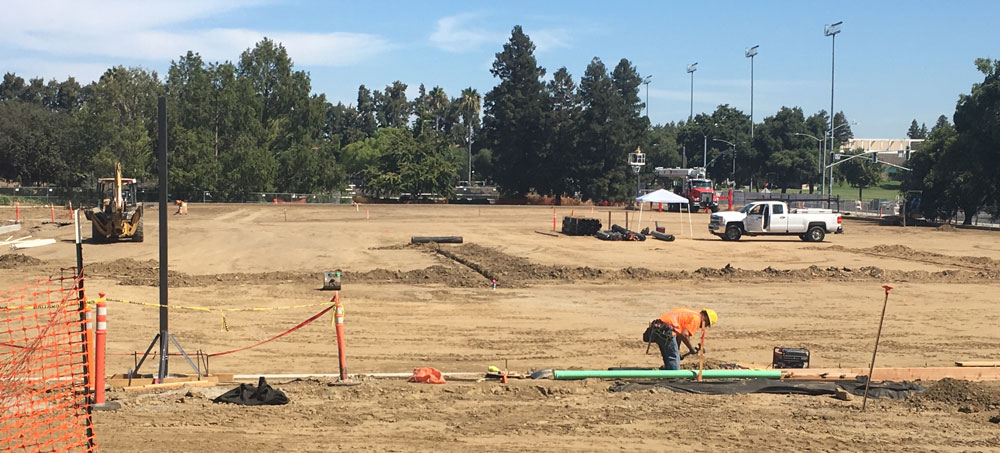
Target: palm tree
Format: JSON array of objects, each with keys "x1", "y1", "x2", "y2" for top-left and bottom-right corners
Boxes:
[
  {"x1": 458, "y1": 87, "x2": 481, "y2": 183},
  {"x1": 427, "y1": 86, "x2": 448, "y2": 131}
]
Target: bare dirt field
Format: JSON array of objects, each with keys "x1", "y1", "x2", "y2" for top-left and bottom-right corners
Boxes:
[{"x1": 2, "y1": 203, "x2": 999, "y2": 452}]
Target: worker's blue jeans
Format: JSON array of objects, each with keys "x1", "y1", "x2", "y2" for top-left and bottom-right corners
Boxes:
[{"x1": 657, "y1": 331, "x2": 680, "y2": 370}]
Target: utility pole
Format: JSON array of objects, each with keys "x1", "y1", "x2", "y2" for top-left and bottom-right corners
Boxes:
[
  {"x1": 825, "y1": 21, "x2": 842, "y2": 197},
  {"x1": 746, "y1": 45, "x2": 758, "y2": 188}
]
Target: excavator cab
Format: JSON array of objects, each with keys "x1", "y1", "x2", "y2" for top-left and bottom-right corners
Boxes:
[{"x1": 84, "y1": 163, "x2": 144, "y2": 242}]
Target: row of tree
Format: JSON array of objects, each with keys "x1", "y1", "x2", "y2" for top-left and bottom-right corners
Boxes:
[
  {"x1": 903, "y1": 59, "x2": 1000, "y2": 223},
  {"x1": 2, "y1": 27, "x2": 995, "y2": 211}
]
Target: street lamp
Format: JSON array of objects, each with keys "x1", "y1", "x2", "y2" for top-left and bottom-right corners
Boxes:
[
  {"x1": 642, "y1": 75, "x2": 652, "y2": 121},
  {"x1": 687, "y1": 63, "x2": 698, "y2": 122},
  {"x1": 713, "y1": 138, "x2": 737, "y2": 186},
  {"x1": 824, "y1": 21, "x2": 842, "y2": 197},
  {"x1": 746, "y1": 45, "x2": 758, "y2": 149},
  {"x1": 824, "y1": 120, "x2": 856, "y2": 196}
]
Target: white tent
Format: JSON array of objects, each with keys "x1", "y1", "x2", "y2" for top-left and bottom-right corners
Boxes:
[{"x1": 635, "y1": 189, "x2": 694, "y2": 237}]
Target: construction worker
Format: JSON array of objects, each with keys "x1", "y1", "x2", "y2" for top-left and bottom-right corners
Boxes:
[{"x1": 645, "y1": 308, "x2": 718, "y2": 370}]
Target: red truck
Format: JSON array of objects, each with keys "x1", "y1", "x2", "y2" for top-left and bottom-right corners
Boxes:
[{"x1": 653, "y1": 167, "x2": 720, "y2": 212}]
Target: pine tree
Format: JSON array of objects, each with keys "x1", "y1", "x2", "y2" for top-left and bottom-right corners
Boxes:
[{"x1": 483, "y1": 25, "x2": 548, "y2": 197}]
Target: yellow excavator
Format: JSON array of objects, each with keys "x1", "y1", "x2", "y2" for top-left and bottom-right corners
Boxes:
[{"x1": 84, "y1": 162, "x2": 143, "y2": 242}]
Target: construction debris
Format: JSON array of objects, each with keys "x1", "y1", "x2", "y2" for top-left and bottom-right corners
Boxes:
[{"x1": 9, "y1": 238, "x2": 56, "y2": 250}]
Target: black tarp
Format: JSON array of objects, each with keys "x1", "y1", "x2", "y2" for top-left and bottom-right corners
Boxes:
[
  {"x1": 213, "y1": 376, "x2": 290, "y2": 406},
  {"x1": 608, "y1": 378, "x2": 923, "y2": 399}
]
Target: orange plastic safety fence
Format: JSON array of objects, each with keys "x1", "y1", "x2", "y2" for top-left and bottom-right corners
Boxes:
[{"x1": 0, "y1": 271, "x2": 96, "y2": 452}]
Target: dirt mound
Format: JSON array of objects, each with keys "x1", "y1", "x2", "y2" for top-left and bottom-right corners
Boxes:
[
  {"x1": 825, "y1": 244, "x2": 1000, "y2": 270},
  {"x1": 0, "y1": 253, "x2": 43, "y2": 269},
  {"x1": 85, "y1": 243, "x2": 1000, "y2": 289},
  {"x1": 352, "y1": 265, "x2": 485, "y2": 287},
  {"x1": 85, "y1": 258, "x2": 318, "y2": 287},
  {"x1": 936, "y1": 224, "x2": 957, "y2": 231},
  {"x1": 913, "y1": 378, "x2": 1000, "y2": 412}
]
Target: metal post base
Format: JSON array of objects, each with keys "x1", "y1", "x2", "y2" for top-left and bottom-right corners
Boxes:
[{"x1": 128, "y1": 333, "x2": 202, "y2": 378}]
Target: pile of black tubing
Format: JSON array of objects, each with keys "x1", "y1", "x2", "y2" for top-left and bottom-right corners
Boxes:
[
  {"x1": 562, "y1": 216, "x2": 602, "y2": 236},
  {"x1": 596, "y1": 224, "x2": 645, "y2": 241}
]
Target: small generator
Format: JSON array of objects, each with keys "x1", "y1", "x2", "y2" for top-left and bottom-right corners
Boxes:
[
  {"x1": 322, "y1": 270, "x2": 342, "y2": 290},
  {"x1": 772, "y1": 347, "x2": 810, "y2": 369}
]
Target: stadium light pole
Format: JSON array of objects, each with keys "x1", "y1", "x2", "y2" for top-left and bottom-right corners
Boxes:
[
  {"x1": 825, "y1": 21, "x2": 842, "y2": 197},
  {"x1": 687, "y1": 63, "x2": 698, "y2": 122},
  {"x1": 642, "y1": 75, "x2": 652, "y2": 121},
  {"x1": 746, "y1": 45, "x2": 758, "y2": 156}
]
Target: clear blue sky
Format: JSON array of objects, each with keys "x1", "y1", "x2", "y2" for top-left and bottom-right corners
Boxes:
[{"x1": 2, "y1": 0, "x2": 995, "y2": 137}]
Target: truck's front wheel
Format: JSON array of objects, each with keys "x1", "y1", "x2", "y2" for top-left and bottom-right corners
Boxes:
[
  {"x1": 807, "y1": 226, "x2": 826, "y2": 242},
  {"x1": 724, "y1": 224, "x2": 742, "y2": 241}
]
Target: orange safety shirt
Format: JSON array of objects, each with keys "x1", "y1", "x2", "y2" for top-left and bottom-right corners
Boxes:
[{"x1": 658, "y1": 309, "x2": 703, "y2": 336}]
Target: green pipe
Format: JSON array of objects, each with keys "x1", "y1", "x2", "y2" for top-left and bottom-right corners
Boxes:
[{"x1": 552, "y1": 369, "x2": 782, "y2": 380}]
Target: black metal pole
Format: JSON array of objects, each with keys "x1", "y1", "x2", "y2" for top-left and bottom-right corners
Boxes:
[
  {"x1": 74, "y1": 210, "x2": 96, "y2": 450},
  {"x1": 157, "y1": 97, "x2": 169, "y2": 381}
]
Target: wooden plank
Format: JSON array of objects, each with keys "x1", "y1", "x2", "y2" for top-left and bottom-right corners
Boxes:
[
  {"x1": 781, "y1": 367, "x2": 1000, "y2": 382},
  {"x1": 107, "y1": 374, "x2": 220, "y2": 388},
  {"x1": 123, "y1": 380, "x2": 218, "y2": 392},
  {"x1": 0, "y1": 224, "x2": 22, "y2": 235},
  {"x1": 955, "y1": 361, "x2": 1000, "y2": 367}
]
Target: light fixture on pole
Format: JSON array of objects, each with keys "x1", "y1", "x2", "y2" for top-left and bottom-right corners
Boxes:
[
  {"x1": 642, "y1": 75, "x2": 652, "y2": 121},
  {"x1": 687, "y1": 63, "x2": 698, "y2": 122},
  {"x1": 824, "y1": 21, "x2": 842, "y2": 197},
  {"x1": 629, "y1": 147, "x2": 646, "y2": 198},
  {"x1": 746, "y1": 45, "x2": 758, "y2": 158}
]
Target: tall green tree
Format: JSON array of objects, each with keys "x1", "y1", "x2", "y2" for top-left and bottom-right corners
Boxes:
[
  {"x1": 754, "y1": 107, "x2": 815, "y2": 192},
  {"x1": 838, "y1": 149, "x2": 882, "y2": 201},
  {"x1": 540, "y1": 67, "x2": 581, "y2": 198},
  {"x1": 72, "y1": 66, "x2": 161, "y2": 181},
  {"x1": 576, "y1": 57, "x2": 617, "y2": 200},
  {"x1": 483, "y1": 25, "x2": 548, "y2": 197},
  {"x1": 374, "y1": 81, "x2": 410, "y2": 129},
  {"x1": 0, "y1": 101, "x2": 73, "y2": 184},
  {"x1": 356, "y1": 84, "x2": 378, "y2": 138},
  {"x1": 907, "y1": 119, "x2": 927, "y2": 139},
  {"x1": 949, "y1": 58, "x2": 1000, "y2": 222}
]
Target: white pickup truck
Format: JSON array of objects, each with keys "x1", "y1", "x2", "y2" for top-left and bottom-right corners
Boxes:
[{"x1": 709, "y1": 201, "x2": 843, "y2": 242}]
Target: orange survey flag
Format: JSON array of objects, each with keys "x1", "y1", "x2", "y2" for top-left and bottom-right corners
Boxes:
[{"x1": 408, "y1": 367, "x2": 446, "y2": 384}]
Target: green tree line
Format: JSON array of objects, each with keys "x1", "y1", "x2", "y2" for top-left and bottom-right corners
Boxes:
[
  {"x1": 3, "y1": 28, "x2": 994, "y2": 207},
  {"x1": 902, "y1": 58, "x2": 1000, "y2": 224}
]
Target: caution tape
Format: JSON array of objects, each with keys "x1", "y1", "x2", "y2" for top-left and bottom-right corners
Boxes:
[{"x1": 105, "y1": 298, "x2": 336, "y2": 332}]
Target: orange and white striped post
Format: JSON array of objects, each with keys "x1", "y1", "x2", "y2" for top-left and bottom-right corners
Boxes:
[
  {"x1": 50, "y1": 203, "x2": 55, "y2": 222},
  {"x1": 552, "y1": 208, "x2": 556, "y2": 232},
  {"x1": 85, "y1": 305, "x2": 95, "y2": 393},
  {"x1": 94, "y1": 293, "x2": 108, "y2": 405},
  {"x1": 14, "y1": 200, "x2": 19, "y2": 223},
  {"x1": 332, "y1": 292, "x2": 349, "y2": 382}
]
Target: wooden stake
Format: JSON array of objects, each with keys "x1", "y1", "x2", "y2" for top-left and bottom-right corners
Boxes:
[{"x1": 862, "y1": 285, "x2": 893, "y2": 411}]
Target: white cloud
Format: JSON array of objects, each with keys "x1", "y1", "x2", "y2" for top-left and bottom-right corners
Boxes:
[
  {"x1": 430, "y1": 13, "x2": 571, "y2": 54},
  {"x1": 0, "y1": 58, "x2": 113, "y2": 83},
  {"x1": 0, "y1": 1, "x2": 392, "y2": 67},
  {"x1": 530, "y1": 28, "x2": 571, "y2": 52},
  {"x1": 429, "y1": 13, "x2": 503, "y2": 53}
]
